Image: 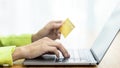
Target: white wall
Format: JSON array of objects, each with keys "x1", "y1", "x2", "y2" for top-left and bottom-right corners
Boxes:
[{"x1": 0, "y1": 0, "x2": 119, "y2": 48}]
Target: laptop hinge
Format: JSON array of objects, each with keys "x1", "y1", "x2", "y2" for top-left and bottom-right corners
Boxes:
[{"x1": 90, "y1": 49, "x2": 99, "y2": 64}]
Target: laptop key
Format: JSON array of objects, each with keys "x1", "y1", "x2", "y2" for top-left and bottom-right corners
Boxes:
[
  {"x1": 67, "y1": 58, "x2": 74, "y2": 63},
  {"x1": 74, "y1": 49, "x2": 80, "y2": 58},
  {"x1": 79, "y1": 49, "x2": 90, "y2": 62}
]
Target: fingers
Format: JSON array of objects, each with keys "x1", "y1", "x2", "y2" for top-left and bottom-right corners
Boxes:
[
  {"x1": 56, "y1": 30, "x2": 61, "y2": 39},
  {"x1": 53, "y1": 29, "x2": 61, "y2": 39},
  {"x1": 52, "y1": 28, "x2": 61, "y2": 39},
  {"x1": 46, "y1": 40, "x2": 70, "y2": 58},
  {"x1": 50, "y1": 21, "x2": 63, "y2": 29},
  {"x1": 52, "y1": 42, "x2": 70, "y2": 58},
  {"x1": 47, "y1": 46, "x2": 59, "y2": 58},
  {"x1": 57, "y1": 33, "x2": 61, "y2": 39},
  {"x1": 42, "y1": 37, "x2": 70, "y2": 58},
  {"x1": 54, "y1": 20, "x2": 62, "y2": 23}
]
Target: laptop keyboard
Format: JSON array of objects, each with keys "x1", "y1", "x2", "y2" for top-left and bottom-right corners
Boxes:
[{"x1": 58, "y1": 49, "x2": 96, "y2": 63}]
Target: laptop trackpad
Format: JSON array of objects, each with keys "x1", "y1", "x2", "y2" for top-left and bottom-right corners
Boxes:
[{"x1": 32, "y1": 54, "x2": 56, "y2": 62}]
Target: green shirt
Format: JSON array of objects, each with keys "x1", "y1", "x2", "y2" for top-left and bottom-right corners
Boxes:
[{"x1": 0, "y1": 34, "x2": 32, "y2": 66}]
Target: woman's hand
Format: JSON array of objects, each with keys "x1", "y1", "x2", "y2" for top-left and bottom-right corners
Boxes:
[
  {"x1": 12, "y1": 37, "x2": 70, "y2": 61},
  {"x1": 32, "y1": 21, "x2": 62, "y2": 42}
]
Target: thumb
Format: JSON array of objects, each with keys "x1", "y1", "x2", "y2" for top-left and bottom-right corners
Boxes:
[{"x1": 52, "y1": 21, "x2": 63, "y2": 29}]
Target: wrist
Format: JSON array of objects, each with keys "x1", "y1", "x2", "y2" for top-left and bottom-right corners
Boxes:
[
  {"x1": 12, "y1": 47, "x2": 24, "y2": 61},
  {"x1": 32, "y1": 29, "x2": 44, "y2": 42}
]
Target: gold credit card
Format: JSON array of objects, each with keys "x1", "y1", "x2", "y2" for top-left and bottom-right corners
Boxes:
[{"x1": 59, "y1": 18, "x2": 75, "y2": 38}]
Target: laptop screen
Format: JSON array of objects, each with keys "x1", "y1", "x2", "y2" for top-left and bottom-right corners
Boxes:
[{"x1": 91, "y1": 7, "x2": 120, "y2": 64}]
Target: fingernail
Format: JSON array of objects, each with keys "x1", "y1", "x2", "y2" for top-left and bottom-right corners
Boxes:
[
  {"x1": 68, "y1": 53, "x2": 70, "y2": 58},
  {"x1": 67, "y1": 53, "x2": 70, "y2": 58},
  {"x1": 65, "y1": 53, "x2": 68, "y2": 58}
]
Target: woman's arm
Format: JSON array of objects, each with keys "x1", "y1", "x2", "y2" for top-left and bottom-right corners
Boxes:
[
  {"x1": 0, "y1": 34, "x2": 32, "y2": 66},
  {"x1": 0, "y1": 34, "x2": 32, "y2": 47}
]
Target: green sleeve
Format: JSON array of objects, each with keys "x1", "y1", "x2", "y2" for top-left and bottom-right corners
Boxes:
[
  {"x1": 0, "y1": 34, "x2": 32, "y2": 47},
  {"x1": 0, "y1": 46, "x2": 16, "y2": 66},
  {"x1": 0, "y1": 34, "x2": 32, "y2": 66}
]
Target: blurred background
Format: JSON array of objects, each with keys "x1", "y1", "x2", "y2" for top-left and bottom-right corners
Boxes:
[{"x1": 0, "y1": 0, "x2": 119, "y2": 48}]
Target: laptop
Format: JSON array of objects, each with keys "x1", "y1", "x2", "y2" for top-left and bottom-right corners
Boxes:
[
  {"x1": 23, "y1": 19, "x2": 120, "y2": 66},
  {"x1": 23, "y1": 21, "x2": 120, "y2": 66}
]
